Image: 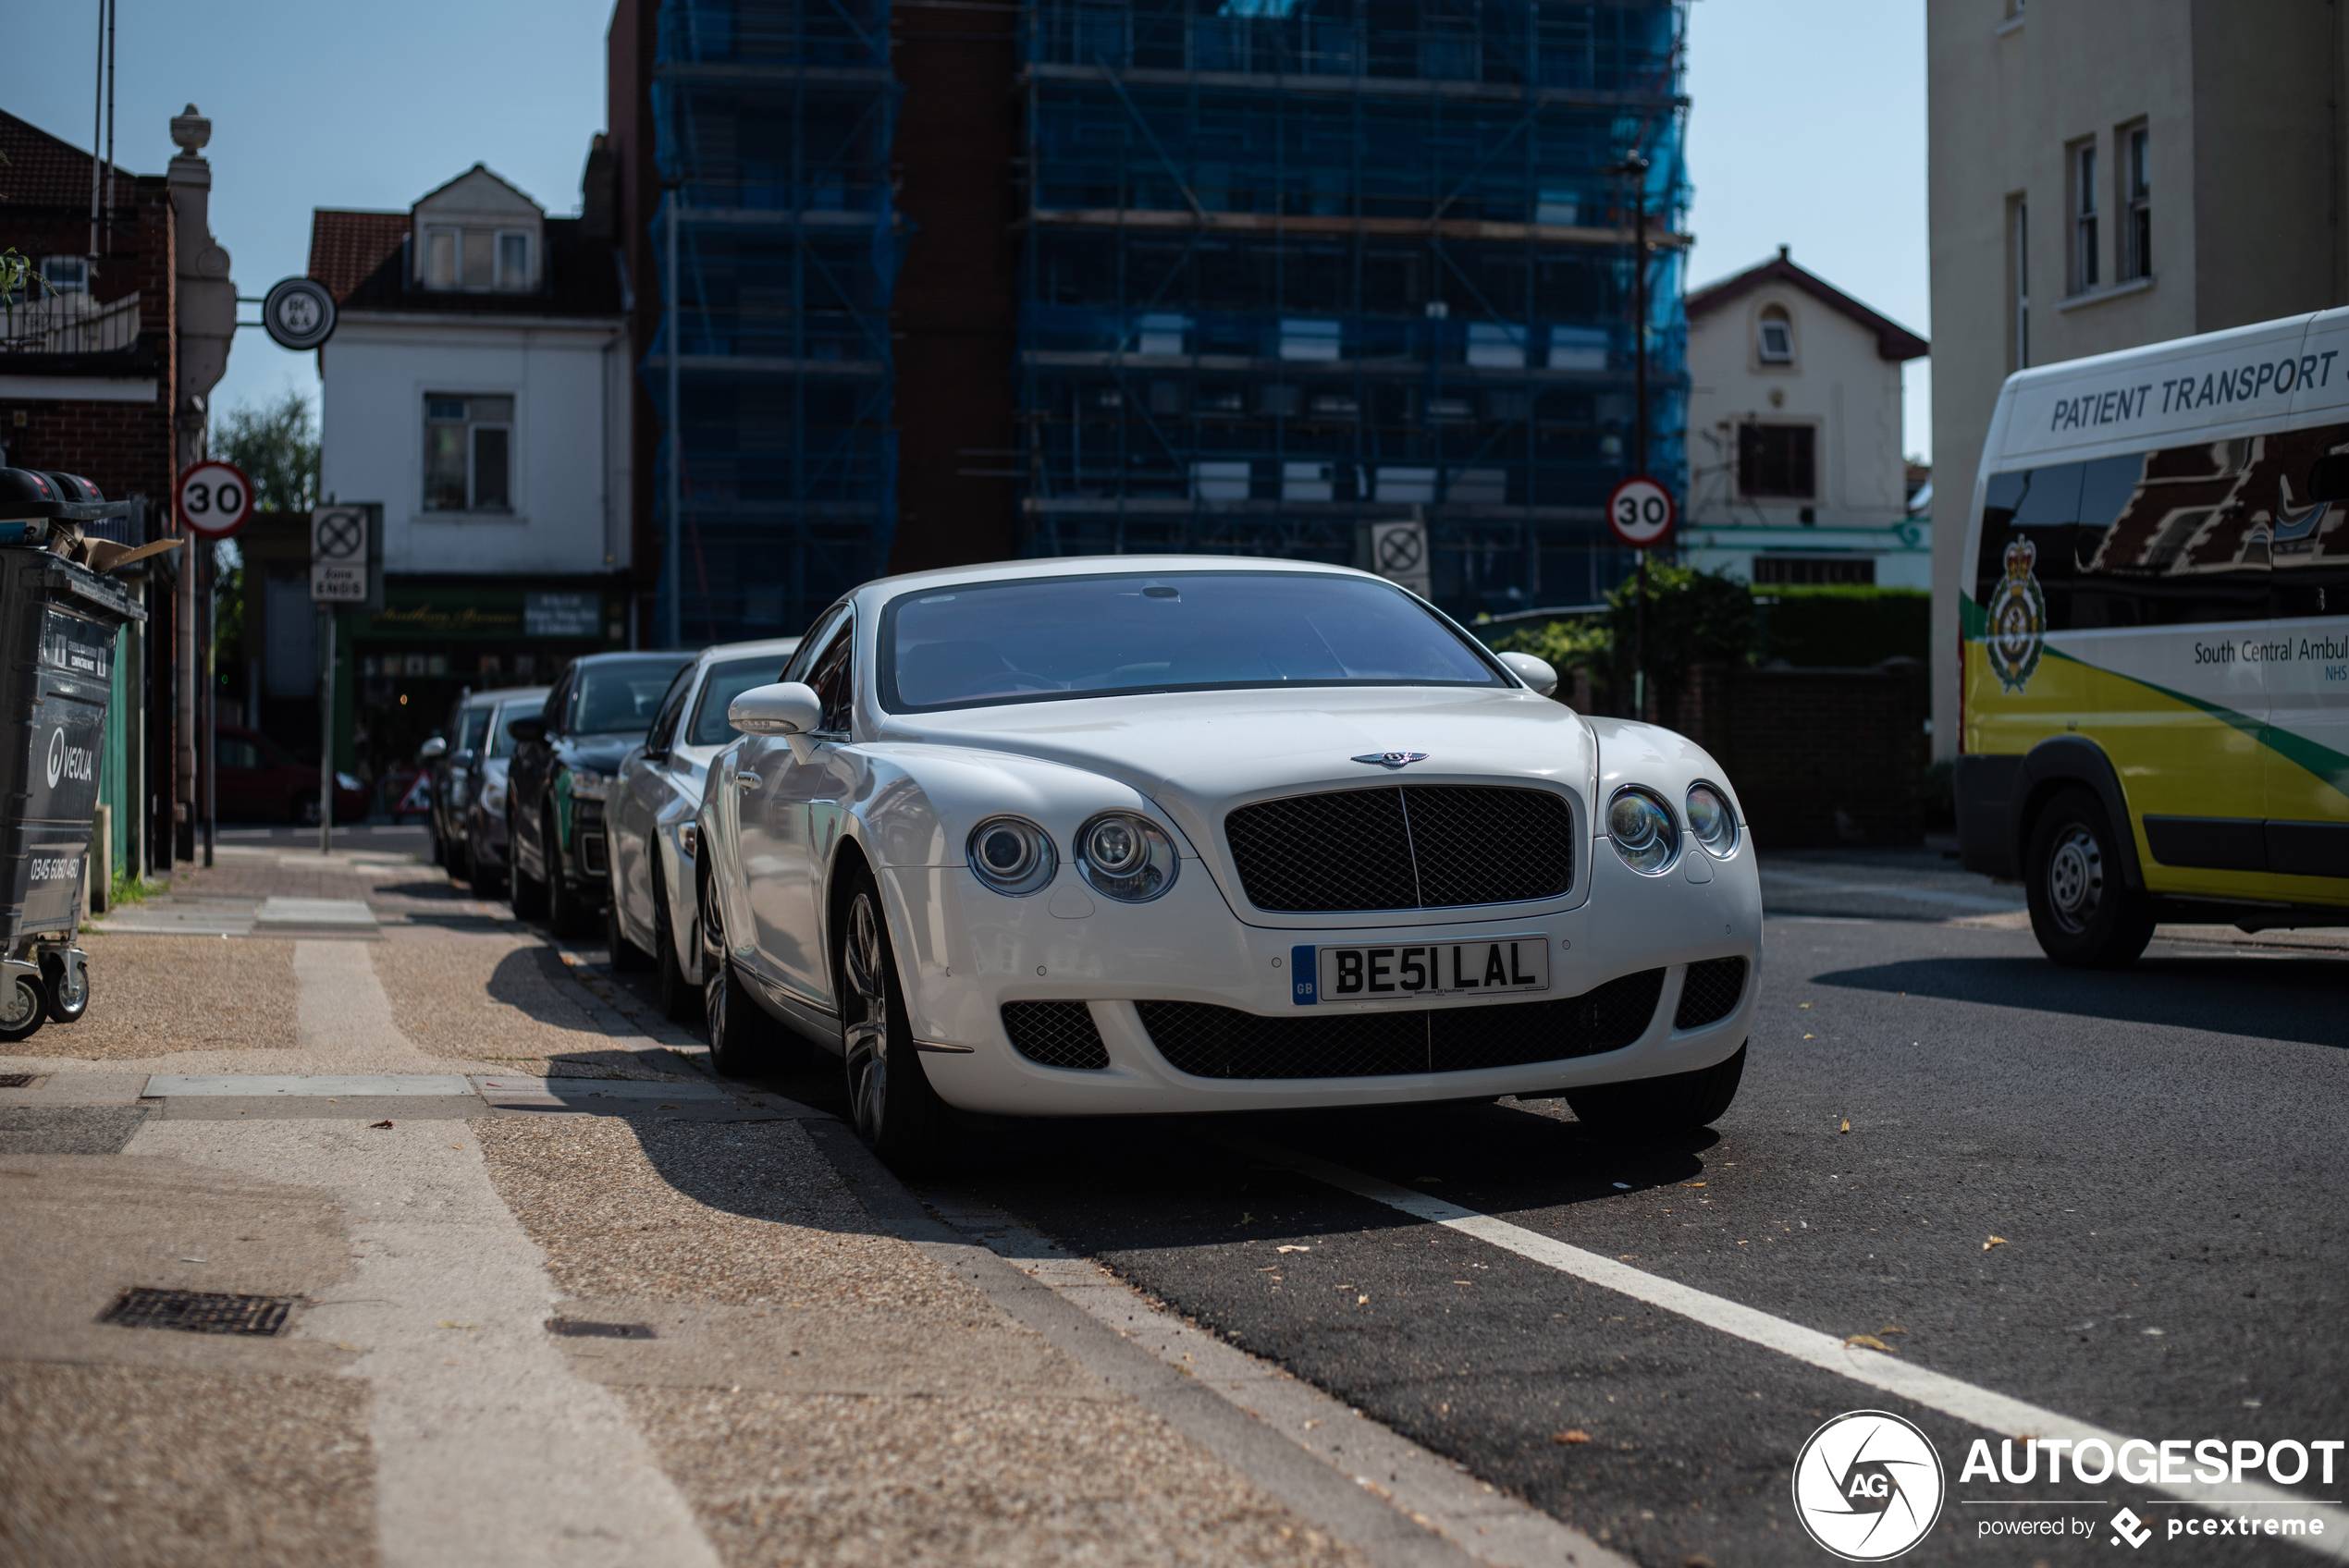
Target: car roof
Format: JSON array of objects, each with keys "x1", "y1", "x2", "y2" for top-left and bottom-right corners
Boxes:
[
  {"x1": 489, "y1": 686, "x2": 552, "y2": 711},
  {"x1": 850, "y1": 553, "x2": 1387, "y2": 606},
  {"x1": 693, "y1": 636, "x2": 802, "y2": 668}
]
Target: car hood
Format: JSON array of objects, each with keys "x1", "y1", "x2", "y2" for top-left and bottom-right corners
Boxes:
[{"x1": 874, "y1": 685, "x2": 1595, "y2": 847}]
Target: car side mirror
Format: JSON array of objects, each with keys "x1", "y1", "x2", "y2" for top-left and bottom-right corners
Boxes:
[
  {"x1": 729, "y1": 681, "x2": 822, "y2": 737},
  {"x1": 1497, "y1": 651, "x2": 1559, "y2": 698},
  {"x1": 507, "y1": 715, "x2": 547, "y2": 744},
  {"x1": 452, "y1": 747, "x2": 476, "y2": 768},
  {"x1": 419, "y1": 737, "x2": 449, "y2": 761}
]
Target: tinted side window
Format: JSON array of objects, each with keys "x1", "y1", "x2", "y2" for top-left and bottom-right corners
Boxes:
[
  {"x1": 543, "y1": 671, "x2": 573, "y2": 736},
  {"x1": 1975, "y1": 463, "x2": 2081, "y2": 630},
  {"x1": 647, "y1": 666, "x2": 694, "y2": 754},
  {"x1": 2271, "y1": 423, "x2": 2349, "y2": 619},
  {"x1": 807, "y1": 621, "x2": 855, "y2": 735},
  {"x1": 783, "y1": 606, "x2": 848, "y2": 686}
]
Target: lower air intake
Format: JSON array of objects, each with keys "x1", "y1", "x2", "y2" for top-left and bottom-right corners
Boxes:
[
  {"x1": 1138, "y1": 968, "x2": 1665, "y2": 1080},
  {"x1": 1673, "y1": 957, "x2": 1748, "y2": 1029},
  {"x1": 1001, "y1": 1001, "x2": 1111, "y2": 1070}
]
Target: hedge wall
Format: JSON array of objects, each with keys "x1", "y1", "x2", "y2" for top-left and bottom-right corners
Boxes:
[{"x1": 1753, "y1": 586, "x2": 1930, "y2": 668}]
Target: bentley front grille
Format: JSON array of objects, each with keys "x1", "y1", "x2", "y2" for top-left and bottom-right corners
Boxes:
[
  {"x1": 1001, "y1": 1001, "x2": 1111, "y2": 1070},
  {"x1": 1673, "y1": 957, "x2": 1748, "y2": 1029},
  {"x1": 1224, "y1": 785, "x2": 1575, "y2": 913},
  {"x1": 1138, "y1": 967, "x2": 1663, "y2": 1080}
]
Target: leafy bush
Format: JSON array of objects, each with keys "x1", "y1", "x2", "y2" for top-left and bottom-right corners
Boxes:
[
  {"x1": 1490, "y1": 563, "x2": 1754, "y2": 708},
  {"x1": 1753, "y1": 585, "x2": 1929, "y2": 668}
]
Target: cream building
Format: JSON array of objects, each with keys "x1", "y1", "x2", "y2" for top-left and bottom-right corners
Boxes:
[
  {"x1": 1925, "y1": 0, "x2": 2348, "y2": 757},
  {"x1": 1681, "y1": 248, "x2": 1930, "y2": 588}
]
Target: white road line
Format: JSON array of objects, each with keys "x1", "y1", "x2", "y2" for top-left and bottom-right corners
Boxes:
[{"x1": 1241, "y1": 1138, "x2": 2349, "y2": 1562}]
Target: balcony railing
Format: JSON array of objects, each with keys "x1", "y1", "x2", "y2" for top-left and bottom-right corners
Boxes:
[{"x1": 0, "y1": 290, "x2": 143, "y2": 356}]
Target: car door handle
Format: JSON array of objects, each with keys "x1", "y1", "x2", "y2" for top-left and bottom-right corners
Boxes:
[{"x1": 735, "y1": 772, "x2": 762, "y2": 792}]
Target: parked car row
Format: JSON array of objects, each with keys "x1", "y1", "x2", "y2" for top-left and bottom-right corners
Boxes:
[{"x1": 422, "y1": 555, "x2": 1760, "y2": 1172}]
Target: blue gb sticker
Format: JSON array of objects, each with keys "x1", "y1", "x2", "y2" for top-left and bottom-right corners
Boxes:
[{"x1": 1290, "y1": 945, "x2": 1318, "y2": 1005}]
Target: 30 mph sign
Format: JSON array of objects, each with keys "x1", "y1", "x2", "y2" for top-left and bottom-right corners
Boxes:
[
  {"x1": 1605, "y1": 475, "x2": 1675, "y2": 548},
  {"x1": 177, "y1": 459, "x2": 253, "y2": 540}
]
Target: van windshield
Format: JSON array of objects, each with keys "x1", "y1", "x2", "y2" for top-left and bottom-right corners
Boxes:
[{"x1": 881, "y1": 571, "x2": 1501, "y2": 712}]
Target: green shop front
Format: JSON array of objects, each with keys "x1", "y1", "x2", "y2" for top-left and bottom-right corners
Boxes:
[{"x1": 332, "y1": 582, "x2": 630, "y2": 780}]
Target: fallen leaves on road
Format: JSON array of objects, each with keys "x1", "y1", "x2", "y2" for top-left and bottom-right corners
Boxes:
[
  {"x1": 1554, "y1": 1429, "x2": 1592, "y2": 1444},
  {"x1": 1878, "y1": 1325, "x2": 1909, "y2": 1336},
  {"x1": 1984, "y1": 1235, "x2": 2008, "y2": 1251},
  {"x1": 1275, "y1": 1244, "x2": 1311, "y2": 1254},
  {"x1": 1356, "y1": 1293, "x2": 1369, "y2": 1305},
  {"x1": 1844, "y1": 1334, "x2": 1894, "y2": 1353},
  {"x1": 1839, "y1": 1119, "x2": 1851, "y2": 1133},
  {"x1": 437, "y1": 1320, "x2": 477, "y2": 1329},
  {"x1": 370, "y1": 1120, "x2": 393, "y2": 1130}
]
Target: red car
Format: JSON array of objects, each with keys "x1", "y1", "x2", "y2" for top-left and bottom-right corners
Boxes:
[{"x1": 213, "y1": 726, "x2": 369, "y2": 825}]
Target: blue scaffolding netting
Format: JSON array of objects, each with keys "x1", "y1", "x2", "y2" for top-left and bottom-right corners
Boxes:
[{"x1": 646, "y1": 0, "x2": 1689, "y2": 638}]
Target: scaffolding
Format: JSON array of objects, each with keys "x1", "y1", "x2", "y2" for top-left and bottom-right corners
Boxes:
[
  {"x1": 1016, "y1": 0, "x2": 1690, "y2": 618},
  {"x1": 646, "y1": 0, "x2": 901, "y2": 644}
]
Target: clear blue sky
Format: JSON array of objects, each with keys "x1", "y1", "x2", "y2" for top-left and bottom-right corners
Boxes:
[{"x1": 4, "y1": 0, "x2": 1931, "y2": 462}]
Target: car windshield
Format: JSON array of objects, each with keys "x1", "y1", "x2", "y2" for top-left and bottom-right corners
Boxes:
[
  {"x1": 457, "y1": 704, "x2": 494, "y2": 754},
  {"x1": 881, "y1": 571, "x2": 1501, "y2": 711},
  {"x1": 572, "y1": 655, "x2": 692, "y2": 736},
  {"x1": 690, "y1": 655, "x2": 789, "y2": 746}
]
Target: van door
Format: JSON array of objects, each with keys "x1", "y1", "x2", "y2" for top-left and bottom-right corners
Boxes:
[{"x1": 2265, "y1": 423, "x2": 2349, "y2": 883}]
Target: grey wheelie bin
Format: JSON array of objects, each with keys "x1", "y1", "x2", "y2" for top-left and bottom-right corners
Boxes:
[{"x1": 0, "y1": 468, "x2": 157, "y2": 1043}]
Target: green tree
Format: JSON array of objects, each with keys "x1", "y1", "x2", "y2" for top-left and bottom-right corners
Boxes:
[
  {"x1": 1490, "y1": 562, "x2": 1754, "y2": 708},
  {"x1": 214, "y1": 387, "x2": 321, "y2": 514}
]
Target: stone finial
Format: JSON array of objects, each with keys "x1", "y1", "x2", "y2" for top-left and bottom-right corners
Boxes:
[{"x1": 170, "y1": 105, "x2": 211, "y2": 154}]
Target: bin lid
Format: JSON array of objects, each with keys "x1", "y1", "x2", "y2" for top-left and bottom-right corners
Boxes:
[{"x1": 0, "y1": 469, "x2": 68, "y2": 521}]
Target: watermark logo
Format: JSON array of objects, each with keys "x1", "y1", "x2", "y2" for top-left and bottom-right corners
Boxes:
[
  {"x1": 1793, "y1": 1410, "x2": 1946, "y2": 1562},
  {"x1": 2111, "y1": 1507, "x2": 2153, "y2": 1549}
]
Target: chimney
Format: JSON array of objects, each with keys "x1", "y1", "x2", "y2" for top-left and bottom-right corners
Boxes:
[{"x1": 582, "y1": 133, "x2": 618, "y2": 241}]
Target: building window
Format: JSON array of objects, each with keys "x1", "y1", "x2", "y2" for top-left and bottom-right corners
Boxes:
[
  {"x1": 423, "y1": 227, "x2": 532, "y2": 291},
  {"x1": 2121, "y1": 124, "x2": 2151, "y2": 281},
  {"x1": 1738, "y1": 423, "x2": 1815, "y2": 499},
  {"x1": 1756, "y1": 305, "x2": 1794, "y2": 364},
  {"x1": 1754, "y1": 557, "x2": 1875, "y2": 586},
  {"x1": 2009, "y1": 194, "x2": 2030, "y2": 370},
  {"x1": 424, "y1": 394, "x2": 514, "y2": 512},
  {"x1": 2071, "y1": 139, "x2": 2098, "y2": 293},
  {"x1": 37, "y1": 256, "x2": 88, "y2": 293}
]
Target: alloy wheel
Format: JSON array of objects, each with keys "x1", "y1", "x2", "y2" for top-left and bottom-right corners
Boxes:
[{"x1": 844, "y1": 892, "x2": 890, "y2": 1144}]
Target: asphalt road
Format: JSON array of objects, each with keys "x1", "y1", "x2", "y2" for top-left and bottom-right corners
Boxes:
[{"x1": 585, "y1": 851, "x2": 2347, "y2": 1567}]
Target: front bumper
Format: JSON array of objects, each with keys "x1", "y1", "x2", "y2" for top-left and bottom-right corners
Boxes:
[{"x1": 881, "y1": 842, "x2": 1761, "y2": 1117}]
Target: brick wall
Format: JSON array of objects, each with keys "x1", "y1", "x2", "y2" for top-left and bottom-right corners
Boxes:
[{"x1": 1694, "y1": 660, "x2": 1929, "y2": 848}]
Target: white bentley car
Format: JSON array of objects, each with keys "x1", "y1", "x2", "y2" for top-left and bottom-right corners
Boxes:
[{"x1": 696, "y1": 557, "x2": 1760, "y2": 1165}]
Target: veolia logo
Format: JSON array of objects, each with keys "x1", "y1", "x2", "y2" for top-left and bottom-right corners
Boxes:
[
  {"x1": 45, "y1": 728, "x2": 92, "y2": 790},
  {"x1": 1792, "y1": 1411, "x2": 1947, "y2": 1561}
]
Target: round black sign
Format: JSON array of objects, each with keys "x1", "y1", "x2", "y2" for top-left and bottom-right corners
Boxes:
[{"x1": 262, "y1": 276, "x2": 337, "y2": 351}]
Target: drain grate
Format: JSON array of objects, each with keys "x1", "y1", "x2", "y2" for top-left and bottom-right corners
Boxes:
[
  {"x1": 0, "y1": 1073, "x2": 39, "y2": 1088},
  {"x1": 100, "y1": 1287, "x2": 299, "y2": 1337},
  {"x1": 546, "y1": 1318, "x2": 655, "y2": 1340}
]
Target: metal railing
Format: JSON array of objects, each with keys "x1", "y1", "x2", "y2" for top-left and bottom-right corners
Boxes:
[{"x1": 0, "y1": 290, "x2": 142, "y2": 356}]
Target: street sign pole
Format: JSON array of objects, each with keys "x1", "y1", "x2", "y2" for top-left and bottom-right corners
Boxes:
[
  {"x1": 319, "y1": 606, "x2": 333, "y2": 854},
  {"x1": 309, "y1": 504, "x2": 372, "y2": 854}
]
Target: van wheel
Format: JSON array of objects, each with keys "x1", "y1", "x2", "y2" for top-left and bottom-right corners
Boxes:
[
  {"x1": 838, "y1": 872, "x2": 951, "y2": 1171},
  {"x1": 2025, "y1": 788, "x2": 2154, "y2": 969},
  {"x1": 1566, "y1": 1044, "x2": 1745, "y2": 1138}
]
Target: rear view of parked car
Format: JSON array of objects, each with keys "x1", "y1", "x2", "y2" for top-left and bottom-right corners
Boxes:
[
  {"x1": 607, "y1": 637, "x2": 800, "y2": 1018},
  {"x1": 420, "y1": 690, "x2": 507, "y2": 874},
  {"x1": 508, "y1": 652, "x2": 693, "y2": 934},
  {"x1": 459, "y1": 688, "x2": 550, "y2": 893},
  {"x1": 213, "y1": 725, "x2": 367, "y2": 825}
]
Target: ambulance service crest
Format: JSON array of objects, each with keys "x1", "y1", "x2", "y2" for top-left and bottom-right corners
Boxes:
[{"x1": 1985, "y1": 537, "x2": 2046, "y2": 693}]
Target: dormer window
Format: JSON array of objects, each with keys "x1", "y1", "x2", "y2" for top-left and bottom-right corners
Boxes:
[
  {"x1": 422, "y1": 227, "x2": 534, "y2": 291},
  {"x1": 1757, "y1": 305, "x2": 1794, "y2": 364}
]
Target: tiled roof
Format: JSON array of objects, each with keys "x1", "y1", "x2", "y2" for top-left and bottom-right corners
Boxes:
[
  {"x1": 0, "y1": 108, "x2": 138, "y2": 211},
  {"x1": 1688, "y1": 251, "x2": 1929, "y2": 363},
  {"x1": 329, "y1": 216, "x2": 621, "y2": 319},
  {"x1": 308, "y1": 210, "x2": 411, "y2": 303}
]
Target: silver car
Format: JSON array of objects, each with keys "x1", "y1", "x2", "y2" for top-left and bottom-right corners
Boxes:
[
  {"x1": 459, "y1": 687, "x2": 552, "y2": 894},
  {"x1": 606, "y1": 639, "x2": 799, "y2": 1017}
]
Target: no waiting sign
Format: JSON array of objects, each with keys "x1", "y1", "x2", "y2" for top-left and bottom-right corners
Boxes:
[{"x1": 1605, "y1": 475, "x2": 1675, "y2": 549}]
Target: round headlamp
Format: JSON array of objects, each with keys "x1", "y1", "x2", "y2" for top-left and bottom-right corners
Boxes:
[
  {"x1": 1606, "y1": 786, "x2": 1680, "y2": 876},
  {"x1": 967, "y1": 815, "x2": 1057, "y2": 896},
  {"x1": 1685, "y1": 782, "x2": 1738, "y2": 858},
  {"x1": 1076, "y1": 811, "x2": 1178, "y2": 902}
]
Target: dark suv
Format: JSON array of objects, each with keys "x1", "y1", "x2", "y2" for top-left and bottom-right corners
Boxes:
[{"x1": 506, "y1": 651, "x2": 693, "y2": 934}]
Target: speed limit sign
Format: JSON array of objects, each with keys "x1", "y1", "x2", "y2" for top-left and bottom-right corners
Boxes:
[
  {"x1": 177, "y1": 459, "x2": 253, "y2": 539},
  {"x1": 1605, "y1": 475, "x2": 1675, "y2": 548}
]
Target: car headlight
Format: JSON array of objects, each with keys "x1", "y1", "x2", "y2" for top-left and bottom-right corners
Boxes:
[
  {"x1": 483, "y1": 782, "x2": 507, "y2": 814},
  {"x1": 1606, "y1": 786, "x2": 1680, "y2": 876},
  {"x1": 1685, "y1": 782, "x2": 1738, "y2": 858},
  {"x1": 336, "y1": 772, "x2": 362, "y2": 791},
  {"x1": 967, "y1": 815, "x2": 1057, "y2": 896},
  {"x1": 1076, "y1": 811, "x2": 1178, "y2": 902},
  {"x1": 569, "y1": 768, "x2": 610, "y2": 801}
]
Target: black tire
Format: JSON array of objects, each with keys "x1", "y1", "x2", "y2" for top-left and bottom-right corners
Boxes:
[
  {"x1": 697, "y1": 871, "x2": 820, "y2": 1075},
  {"x1": 544, "y1": 823, "x2": 596, "y2": 937},
  {"x1": 607, "y1": 888, "x2": 650, "y2": 971},
  {"x1": 0, "y1": 972, "x2": 45, "y2": 1043},
  {"x1": 41, "y1": 953, "x2": 88, "y2": 1024},
  {"x1": 2024, "y1": 787, "x2": 2155, "y2": 969},
  {"x1": 838, "y1": 870, "x2": 952, "y2": 1170},
  {"x1": 509, "y1": 812, "x2": 548, "y2": 920},
  {"x1": 656, "y1": 879, "x2": 699, "y2": 1023},
  {"x1": 1566, "y1": 1043, "x2": 1746, "y2": 1138}
]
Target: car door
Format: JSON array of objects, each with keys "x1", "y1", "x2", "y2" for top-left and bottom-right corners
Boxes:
[
  {"x1": 737, "y1": 609, "x2": 851, "y2": 1006},
  {"x1": 614, "y1": 665, "x2": 695, "y2": 944}
]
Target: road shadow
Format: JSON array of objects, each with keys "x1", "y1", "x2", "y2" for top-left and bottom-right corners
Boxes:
[{"x1": 1811, "y1": 952, "x2": 2349, "y2": 1048}]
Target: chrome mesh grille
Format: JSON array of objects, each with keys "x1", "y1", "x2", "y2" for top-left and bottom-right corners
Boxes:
[
  {"x1": 1224, "y1": 785, "x2": 1575, "y2": 913},
  {"x1": 1672, "y1": 957, "x2": 1747, "y2": 1029},
  {"x1": 1001, "y1": 1001, "x2": 1110, "y2": 1070},
  {"x1": 1138, "y1": 968, "x2": 1663, "y2": 1080}
]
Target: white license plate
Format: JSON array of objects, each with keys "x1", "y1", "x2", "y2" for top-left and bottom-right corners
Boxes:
[{"x1": 1292, "y1": 936, "x2": 1550, "y2": 1006}]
